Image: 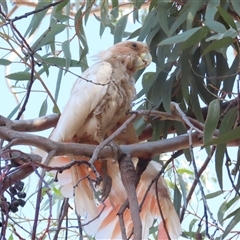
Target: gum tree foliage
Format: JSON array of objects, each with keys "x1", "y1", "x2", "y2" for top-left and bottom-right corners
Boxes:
[{"x1": 0, "y1": 0, "x2": 240, "y2": 239}]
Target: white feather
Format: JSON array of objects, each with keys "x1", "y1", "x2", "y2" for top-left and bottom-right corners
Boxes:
[{"x1": 50, "y1": 62, "x2": 112, "y2": 142}]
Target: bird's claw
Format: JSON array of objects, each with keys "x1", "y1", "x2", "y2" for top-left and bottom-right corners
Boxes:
[
  {"x1": 109, "y1": 141, "x2": 122, "y2": 163},
  {"x1": 101, "y1": 161, "x2": 112, "y2": 201}
]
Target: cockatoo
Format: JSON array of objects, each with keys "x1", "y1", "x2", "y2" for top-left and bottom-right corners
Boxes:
[
  {"x1": 41, "y1": 41, "x2": 181, "y2": 239},
  {"x1": 42, "y1": 40, "x2": 151, "y2": 216}
]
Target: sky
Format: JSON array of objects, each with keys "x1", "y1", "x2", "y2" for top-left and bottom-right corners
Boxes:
[{"x1": 0, "y1": 2, "x2": 239, "y2": 240}]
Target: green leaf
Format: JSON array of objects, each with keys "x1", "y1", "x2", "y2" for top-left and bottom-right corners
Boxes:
[
  {"x1": 181, "y1": 49, "x2": 191, "y2": 103},
  {"x1": 189, "y1": 87, "x2": 204, "y2": 123},
  {"x1": 205, "y1": 190, "x2": 223, "y2": 199},
  {"x1": 55, "y1": 68, "x2": 63, "y2": 102},
  {"x1": 84, "y1": 0, "x2": 95, "y2": 24},
  {"x1": 1, "y1": 0, "x2": 8, "y2": 15},
  {"x1": 218, "y1": 200, "x2": 228, "y2": 226},
  {"x1": 137, "y1": 72, "x2": 157, "y2": 99},
  {"x1": 159, "y1": 27, "x2": 201, "y2": 46},
  {"x1": 203, "y1": 99, "x2": 220, "y2": 155},
  {"x1": 43, "y1": 57, "x2": 86, "y2": 68},
  {"x1": 25, "y1": 0, "x2": 51, "y2": 37},
  {"x1": 217, "y1": 6, "x2": 237, "y2": 30},
  {"x1": 204, "y1": 20, "x2": 227, "y2": 33},
  {"x1": 202, "y1": 37, "x2": 233, "y2": 56},
  {"x1": 138, "y1": 8, "x2": 158, "y2": 41},
  {"x1": 230, "y1": 0, "x2": 240, "y2": 16},
  {"x1": 5, "y1": 72, "x2": 33, "y2": 81},
  {"x1": 127, "y1": 28, "x2": 141, "y2": 40},
  {"x1": 62, "y1": 40, "x2": 71, "y2": 70},
  {"x1": 215, "y1": 143, "x2": 225, "y2": 190},
  {"x1": 177, "y1": 173, "x2": 187, "y2": 208},
  {"x1": 186, "y1": 1, "x2": 203, "y2": 30},
  {"x1": 39, "y1": 98, "x2": 48, "y2": 117},
  {"x1": 114, "y1": 14, "x2": 128, "y2": 44},
  {"x1": 31, "y1": 24, "x2": 66, "y2": 51},
  {"x1": 223, "y1": 206, "x2": 240, "y2": 222},
  {"x1": 157, "y1": 2, "x2": 170, "y2": 36},
  {"x1": 7, "y1": 102, "x2": 22, "y2": 119},
  {"x1": 204, "y1": 126, "x2": 240, "y2": 147},
  {"x1": 169, "y1": 2, "x2": 190, "y2": 36},
  {"x1": 0, "y1": 59, "x2": 11, "y2": 66},
  {"x1": 52, "y1": 13, "x2": 70, "y2": 23},
  {"x1": 55, "y1": 0, "x2": 69, "y2": 12},
  {"x1": 189, "y1": 219, "x2": 198, "y2": 234},
  {"x1": 222, "y1": 206, "x2": 240, "y2": 238},
  {"x1": 52, "y1": 104, "x2": 61, "y2": 114},
  {"x1": 205, "y1": 0, "x2": 220, "y2": 21},
  {"x1": 8, "y1": 233, "x2": 13, "y2": 240},
  {"x1": 177, "y1": 168, "x2": 194, "y2": 175},
  {"x1": 181, "y1": 26, "x2": 209, "y2": 50},
  {"x1": 173, "y1": 185, "x2": 181, "y2": 216},
  {"x1": 134, "y1": 117, "x2": 148, "y2": 137},
  {"x1": 215, "y1": 107, "x2": 237, "y2": 189}
]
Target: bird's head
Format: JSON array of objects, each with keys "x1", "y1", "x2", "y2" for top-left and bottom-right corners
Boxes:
[{"x1": 97, "y1": 41, "x2": 152, "y2": 73}]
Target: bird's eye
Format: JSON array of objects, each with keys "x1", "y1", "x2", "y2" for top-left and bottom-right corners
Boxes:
[{"x1": 132, "y1": 43, "x2": 137, "y2": 48}]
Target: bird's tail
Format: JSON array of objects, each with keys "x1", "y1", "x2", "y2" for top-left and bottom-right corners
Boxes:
[
  {"x1": 84, "y1": 161, "x2": 182, "y2": 239},
  {"x1": 50, "y1": 155, "x2": 99, "y2": 219}
]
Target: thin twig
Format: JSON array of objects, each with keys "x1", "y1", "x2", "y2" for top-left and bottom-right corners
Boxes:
[{"x1": 89, "y1": 114, "x2": 138, "y2": 165}]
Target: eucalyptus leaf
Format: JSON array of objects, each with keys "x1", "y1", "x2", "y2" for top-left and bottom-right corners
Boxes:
[
  {"x1": 0, "y1": 59, "x2": 11, "y2": 66},
  {"x1": 159, "y1": 27, "x2": 201, "y2": 46},
  {"x1": 5, "y1": 72, "x2": 34, "y2": 81},
  {"x1": 203, "y1": 99, "x2": 220, "y2": 155}
]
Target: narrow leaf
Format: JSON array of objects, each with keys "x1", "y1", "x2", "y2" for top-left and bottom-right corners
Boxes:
[
  {"x1": 5, "y1": 72, "x2": 33, "y2": 81},
  {"x1": 43, "y1": 57, "x2": 86, "y2": 68},
  {"x1": 0, "y1": 59, "x2": 11, "y2": 66},
  {"x1": 202, "y1": 37, "x2": 233, "y2": 56},
  {"x1": 230, "y1": 0, "x2": 240, "y2": 16},
  {"x1": 1, "y1": 0, "x2": 8, "y2": 15},
  {"x1": 39, "y1": 98, "x2": 48, "y2": 117},
  {"x1": 159, "y1": 27, "x2": 201, "y2": 46},
  {"x1": 203, "y1": 99, "x2": 220, "y2": 155},
  {"x1": 173, "y1": 185, "x2": 181, "y2": 216},
  {"x1": 7, "y1": 102, "x2": 22, "y2": 119},
  {"x1": 157, "y1": 2, "x2": 170, "y2": 36},
  {"x1": 177, "y1": 174, "x2": 187, "y2": 208},
  {"x1": 114, "y1": 14, "x2": 128, "y2": 44},
  {"x1": 181, "y1": 26, "x2": 209, "y2": 50},
  {"x1": 55, "y1": 0, "x2": 69, "y2": 12},
  {"x1": 217, "y1": 6, "x2": 237, "y2": 30},
  {"x1": 31, "y1": 24, "x2": 66, "y2": 51},
  {"x1": 204, "y1": 20, "x2": 226, "y2": 33},
  {"x1": 222, "y1": 207, "x2": 240, "y2": 238},
  {"x1": 205, "y1": 191, "x2": 223, "y2": 199},
  {"x1": 204, "y1": 126, "x2": 240, "y2": 147},
  {"x1": 25, "y1": 0, "x2": 51, "y2": 37},
  {"x1": 62, "y1": 40, "x2": 72, "y2": 70},
  {"x1": 55, "y1": 68, "x2": 63, "y2": 102},
  {"x1": 215, "y1": 107, "x2": 237, "y2": 189},
  {"x1": 138, "y1": 8, "x2": 158, "y2": 41},
  {"x1": 205, "y1": 0, "x2": 220, "y2": 21}
]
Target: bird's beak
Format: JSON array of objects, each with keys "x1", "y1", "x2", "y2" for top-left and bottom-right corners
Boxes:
[{"x1": 135, "y1": 52, "x2": 152, "y2": 70}]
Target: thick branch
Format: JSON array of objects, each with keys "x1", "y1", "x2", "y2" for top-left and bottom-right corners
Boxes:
[
  {"x1": 0, "y1": 114, "x2": 59, "y2": 132},
  {"x1": 0, "y1": 125, "x2": 203, "y2": 159},
  {"x1": 118, "y1": 154, "x2": 141, "y2": 240}
]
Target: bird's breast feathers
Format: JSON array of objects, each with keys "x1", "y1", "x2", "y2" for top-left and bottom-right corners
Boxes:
[
  {"x1": 51, "y1": 41, "x2": 151, "y2": 143},
  {"x1": 74, "y1": 61, "x2": 136, "y2": 141}
]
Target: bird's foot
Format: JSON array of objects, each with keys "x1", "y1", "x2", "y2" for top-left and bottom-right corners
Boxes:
[
  {"x1": 108, "y1": 141, "x2": 122, "y2": 163},
  {"x1": 101, "y1": 161, "x2": 112, "y2": 201}
]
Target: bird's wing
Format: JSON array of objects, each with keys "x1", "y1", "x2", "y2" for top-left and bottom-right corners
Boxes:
[{"x1": 50, "y1": 61, "x2": 113, "y2": 142}]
